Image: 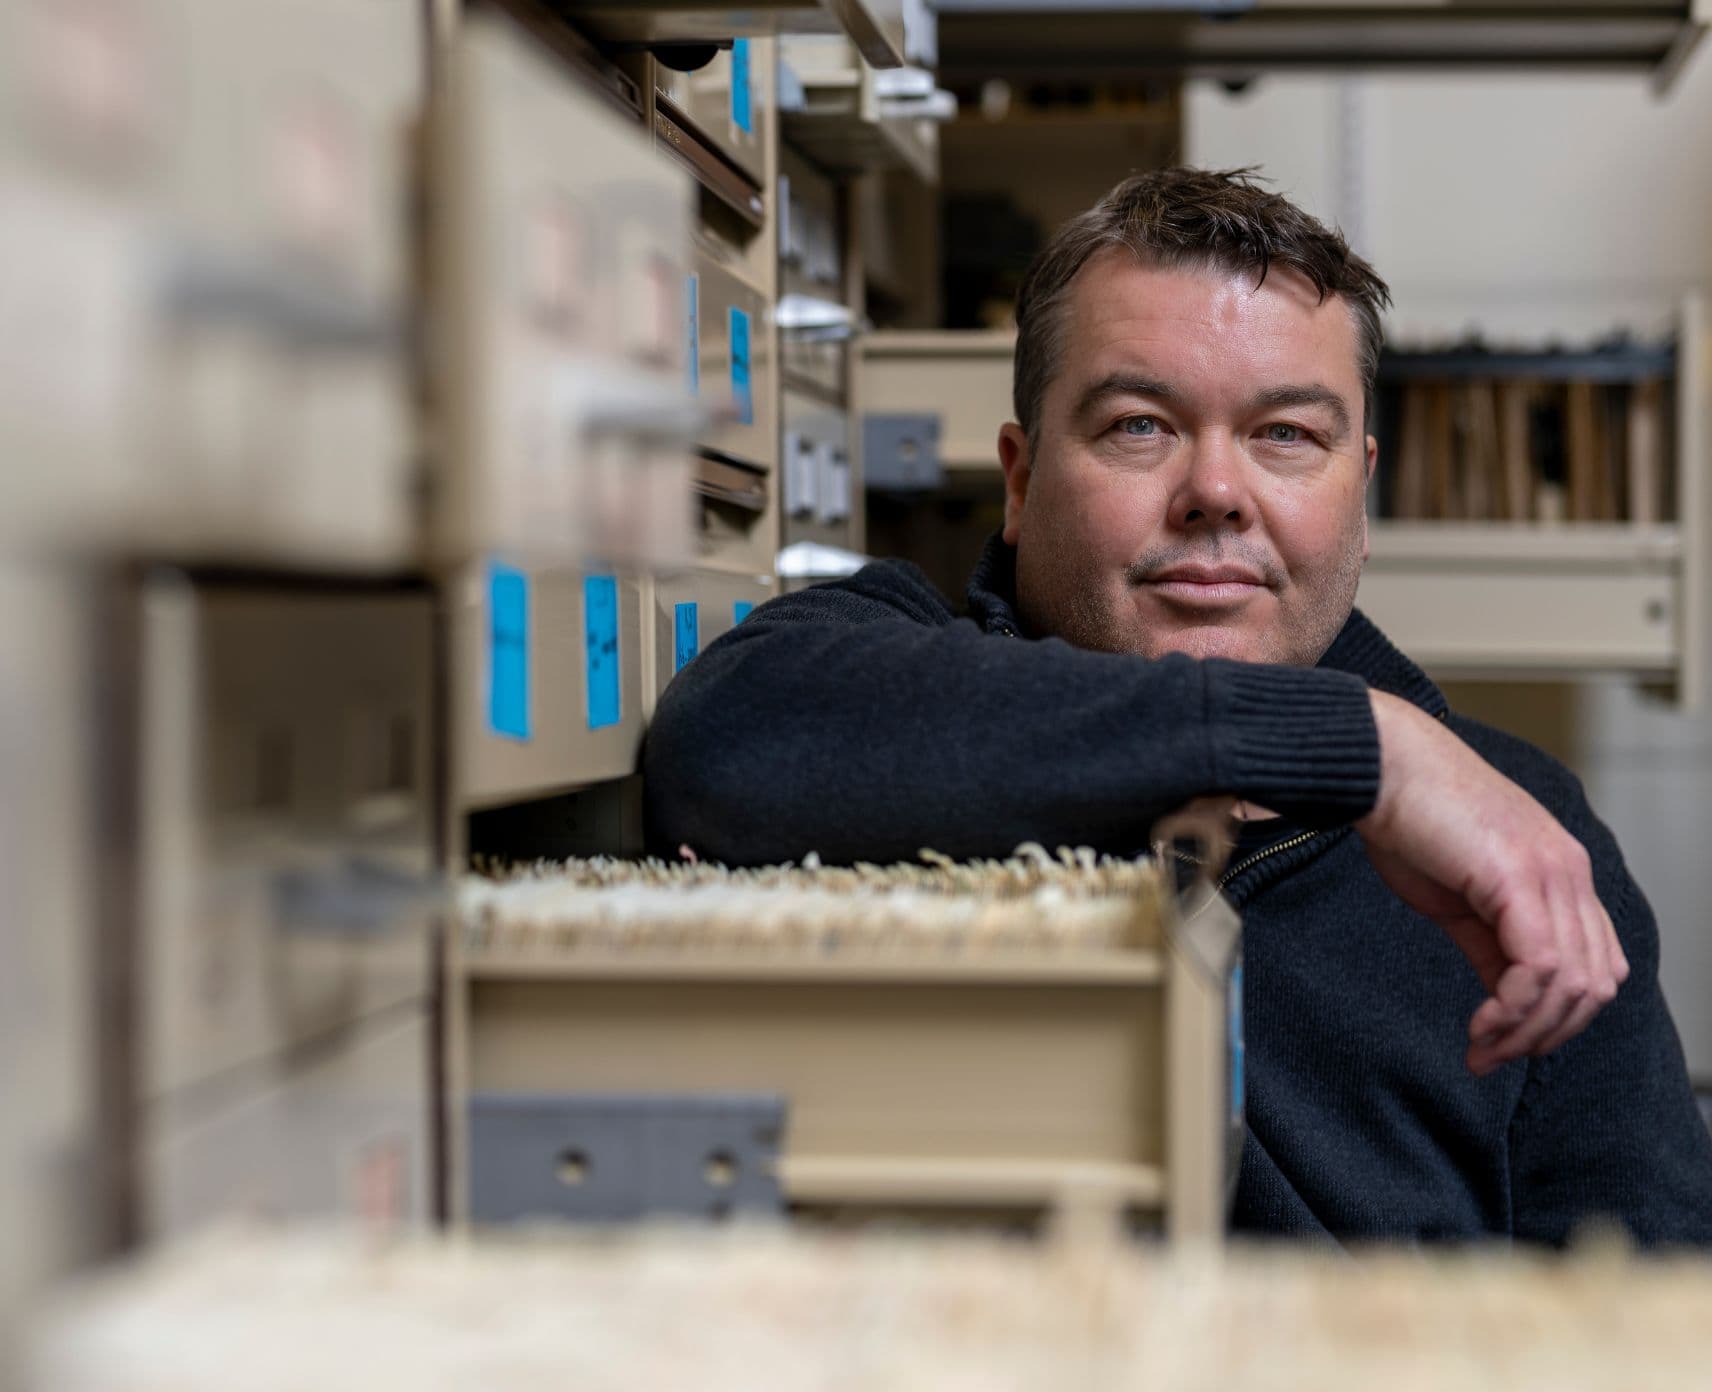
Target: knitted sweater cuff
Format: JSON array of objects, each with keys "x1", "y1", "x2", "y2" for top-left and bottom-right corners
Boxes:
[{"x1": 1204, "y1": 661, "x2": 1381, "y2": 825}]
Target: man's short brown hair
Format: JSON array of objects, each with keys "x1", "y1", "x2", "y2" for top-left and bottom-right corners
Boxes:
[{"x1": 1012, "y1": 167, "x2": 1393, "y2": 446}]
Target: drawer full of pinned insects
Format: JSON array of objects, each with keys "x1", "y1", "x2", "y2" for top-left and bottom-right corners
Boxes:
[{"x1": 455, "y1": 812, "x2": 1243, "y2": 1240}]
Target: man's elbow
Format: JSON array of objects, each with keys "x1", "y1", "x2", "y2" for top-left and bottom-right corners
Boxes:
[{"x1": 640, "y1": 689, "x2": 759, "y2": 863}]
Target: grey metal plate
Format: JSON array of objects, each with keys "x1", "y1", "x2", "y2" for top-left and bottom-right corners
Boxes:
[
  {"x1": 468, "y1": 1092, "x2": 787, "y2": 1223},
  {"x1": 863, "y1": 413, "x2": 943, "y2": 491}
]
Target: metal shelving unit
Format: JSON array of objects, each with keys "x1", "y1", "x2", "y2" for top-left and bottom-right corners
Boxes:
[{"x1": 929, "y1": 1, "x2": 1710, "y2": 95}]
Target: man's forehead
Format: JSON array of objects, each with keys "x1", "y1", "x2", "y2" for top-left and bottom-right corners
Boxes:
[{"x1": 1063, "y1": 248, "x2": 1362, "y2": 382}]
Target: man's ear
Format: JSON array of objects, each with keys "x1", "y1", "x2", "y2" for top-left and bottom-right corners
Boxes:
[
  {"x1": 1362, "y1": 433, "x2": 1378, "y2": 562},
  {"x1": 999, "y1": 422, "x2": 1031, "y2": 545}
]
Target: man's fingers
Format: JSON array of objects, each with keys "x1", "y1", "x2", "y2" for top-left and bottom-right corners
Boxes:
[
  {"x1": 1468, "y1": 995, "x2": 1521, "y2": 1043},
  {"x1": 1469, "y1": 987, "x2": 1578, "y2": 1074},
  {"x1": 1598, "y1": 898, "x2": 1630, "y2": 987},
  {"x1": 1530, "y1": 898, "x2": 1621, "y2": 1057},
  {"x1": 1497, "y1": 951, "x2": 1555, "y2": 1015},
  {"x1": 1536, "y1": 993, "x2": 1605, "y2": 1058},
  {"x1": 1360, "y1": 692, "x2": 1628, "y2": 1076},
  {"x1": 1472, "y1": 892, "x2": 1614, "y2": 1069}
]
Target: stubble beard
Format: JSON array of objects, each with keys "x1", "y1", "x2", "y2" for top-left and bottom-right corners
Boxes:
[{"x1": 1015, "y1": 504, "x2": 1368, "y2": 667}]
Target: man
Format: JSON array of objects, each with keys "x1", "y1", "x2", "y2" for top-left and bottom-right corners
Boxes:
[{"x1": 644, "y1": 168, "x2": 1712, "y2": 1245}]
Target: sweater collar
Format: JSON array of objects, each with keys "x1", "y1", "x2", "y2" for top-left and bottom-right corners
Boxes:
[{"x1": 964, "y1": 532, "x2": 1448, "y2": 719}]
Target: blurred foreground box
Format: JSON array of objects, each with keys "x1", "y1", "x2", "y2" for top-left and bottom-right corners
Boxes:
[{"x1": 0, "y1": 0, "x2": 422, "y2": 568}]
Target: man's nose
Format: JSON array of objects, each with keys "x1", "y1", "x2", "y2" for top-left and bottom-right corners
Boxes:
[{"x1": 1167, "y1": 435, "x2": 1254, "y2": 531}]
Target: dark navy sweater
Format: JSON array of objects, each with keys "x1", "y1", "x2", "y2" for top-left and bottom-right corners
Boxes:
[{"x1": 644, "y1": 536, "x2": 1712, "y2": 1246}]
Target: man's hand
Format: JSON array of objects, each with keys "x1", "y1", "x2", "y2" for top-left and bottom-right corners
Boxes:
[{"x1": 1357, "y1": 691, "x2": 1629, "y2": 1077}]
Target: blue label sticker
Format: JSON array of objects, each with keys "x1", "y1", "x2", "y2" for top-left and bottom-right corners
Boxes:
[
  {"x1": 488, "y1": 563, "x2": 531, "y2": 741},
  {"x1": 1229, "y1": 960, "x2": 1245, "y2": 1120},
  {"x1": 733, "y1": 600, "x2": 754, "y2": 624},
  {"x1": 731, "y1": 38, "x2": 752, "y2": 135},
  {"x1": 674, "y1": 602, "x2": 700, "y2": 673},
  {"x1": 584, "y1": 574, "x2": 622, "y2": 730},
  {"x1": 685, "y1": 274, "x2": 699, "y2": 395},
  {"x1": 729, "y1": 306, "x2": 752, "y2": 426}
]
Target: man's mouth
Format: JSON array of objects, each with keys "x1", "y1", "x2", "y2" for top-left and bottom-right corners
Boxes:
[{"x1": 1140, "y1": 565, "x2": 1268, "y2": 605}]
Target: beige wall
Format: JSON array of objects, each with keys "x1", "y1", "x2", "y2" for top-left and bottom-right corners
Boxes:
[{"x1": 1188, "y1": 62, "x2": 1712, "y2": 1079}]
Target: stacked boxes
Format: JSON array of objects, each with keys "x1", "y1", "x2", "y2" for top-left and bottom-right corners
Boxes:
[{"x1": 435, "y1": 13, "x2": 699, "y2": 814}]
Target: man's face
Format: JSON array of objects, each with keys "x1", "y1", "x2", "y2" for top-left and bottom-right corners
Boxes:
[{"x1": 1000, "y1": 250, "x2": 1377, "y2": 666}]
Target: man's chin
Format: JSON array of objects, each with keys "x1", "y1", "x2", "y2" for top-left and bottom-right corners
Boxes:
[{"x1": 1140, "y1": 625, "x2": 1278, "y2": 664}]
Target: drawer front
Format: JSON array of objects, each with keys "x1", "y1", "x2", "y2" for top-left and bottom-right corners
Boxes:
[
  {"x1": 650, "y1": 569, "x2": 775, "y2": 707},
  {"x1": 156, "y1": 0, "x2": 418, "y2": 290},
  {"x1": 1356, "y1": 565, "x2": 1678, "y2": 672},
  {"x1": 656, "y1": 42, "x2": 765, "y2": 185},
  {"x1": 141, "y1": 584, "x2": 437, "y2": 1103},
  {"x1": 0, "y1": 0, "x2": 421, "y2": 567},
  {"x1": 159, "y1": 0, "x2": 420, "y2": 566},
  {"x1": 455, "y1": 563, "x2": 647, "y2": 809},
  {"x1": 440, "y1": 14, "x2": 692, "y2": 565},
  {"x1": 143, "y1": 1007, "x2": 430, "y2": 1240},
  {"x1": 691, "y1": 253, "x2": 775, "y2": 471},
  {"x1": 861, "y1": 341, "x2": 1013, "y2": 469}
]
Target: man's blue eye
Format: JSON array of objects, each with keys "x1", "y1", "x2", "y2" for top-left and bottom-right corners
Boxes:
[
  {"x1": 1120, "y1": 416, "x2": 1158, "y2": 436},
  {"x1": 1267, "y1": 423, "x2": 1303, "y2": 443}
]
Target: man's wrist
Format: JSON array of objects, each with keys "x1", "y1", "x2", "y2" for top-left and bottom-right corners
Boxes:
[{"x1": 1203, "y1": 660, "x2": 1382, "y2": 825}]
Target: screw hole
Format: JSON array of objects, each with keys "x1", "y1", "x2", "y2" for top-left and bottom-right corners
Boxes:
[
  {"x1": 704, "y1": 1151, "x2": 738, "y2": 1188},
  {"x1": 1646, "y1": 599, "x2": 1669, "y2": 623},
  {"x1": 556, "y1": 1149, "x2": 591, "y2": 1186}
]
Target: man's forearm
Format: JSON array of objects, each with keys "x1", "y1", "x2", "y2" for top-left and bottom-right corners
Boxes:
[{"x1": 643, "y1": 599, "x2": 1380, "y2": 865}]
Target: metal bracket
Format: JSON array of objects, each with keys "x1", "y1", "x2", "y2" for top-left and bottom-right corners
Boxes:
[{"x1": 468, "y1": 1092, "x2": 787, "y2": 1223}]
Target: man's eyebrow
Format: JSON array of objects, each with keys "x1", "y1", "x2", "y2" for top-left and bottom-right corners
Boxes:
[
  {"x1": 1072, "y1": 373, "x2": 1179, "y2": 420},
  {"x1": 1247, "y1": 384, "x2": 1352, "y2": 439}
]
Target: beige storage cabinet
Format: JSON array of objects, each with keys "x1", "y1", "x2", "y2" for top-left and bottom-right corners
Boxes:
[
  {"x1": 650, "y1": 569, "x2": 776, "y2": 706},
  {"x1": 656, "y1": 45, "x2": 767, "y2": 185},
  {"x1": 434, "y1": 11, "x2": 696, "y2": 569},
  {"x1": 451, "y1": 563, "x2": 647, "y2": 811},
  {"x1": 691, "y1": 250, "x2": 777, "y2": 471},
  {"x1": 1356, "y1": 525, "x2": 1681, "y2": 677},
  {"x1": 141, "y1": 1007, "x2": 431, "y2": 1240},
  {"x1": 137, "y1": 581, "x2": 436, "y2": 1105},
  {"x1": 861, "y1": 330, "x2": 1014, "y2": 468}
]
